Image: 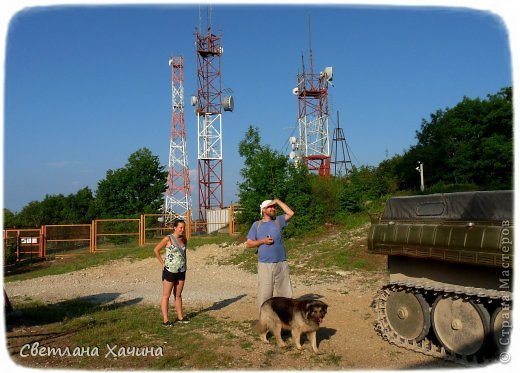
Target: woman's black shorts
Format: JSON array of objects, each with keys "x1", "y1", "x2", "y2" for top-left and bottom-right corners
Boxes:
[{"x1": 162, "y1": 268, "x2": 186, "y2": 282}]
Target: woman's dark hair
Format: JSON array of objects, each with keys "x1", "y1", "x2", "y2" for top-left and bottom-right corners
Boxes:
[{"x1": 173, "y1": 218, "x2": 185, "y2": 227}]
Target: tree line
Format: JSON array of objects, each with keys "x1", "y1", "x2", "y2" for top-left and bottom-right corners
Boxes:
[{"x1": 4, "y1": 87, "x2": 512, "y2": 232}]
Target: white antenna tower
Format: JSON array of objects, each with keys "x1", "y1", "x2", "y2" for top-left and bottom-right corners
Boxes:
[{"x1": 165, "y1": 56, "x2": 192, "y2": 221}]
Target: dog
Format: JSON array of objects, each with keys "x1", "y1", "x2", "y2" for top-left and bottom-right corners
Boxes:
[{"x1": 256, "y1": 297, "x2": 328, "y2": 353}]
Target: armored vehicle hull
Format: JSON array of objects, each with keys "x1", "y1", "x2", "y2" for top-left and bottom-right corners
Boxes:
[{"x1": 368, "y1": 191, "x2": 513, "y2": 363}]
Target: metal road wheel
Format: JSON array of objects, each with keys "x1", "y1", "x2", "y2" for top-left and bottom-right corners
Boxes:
[
  {"x1": 491, "y1": 307, "x2": 511, "y2": 352},
  {"x1": 432, "y1": 296, "x2": 490, "y2": 356},
  {"x1": 385, "y1": 290, "x2": 431, "y2": 341}
]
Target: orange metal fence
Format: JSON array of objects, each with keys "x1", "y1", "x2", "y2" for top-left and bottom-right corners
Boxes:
[
  {"x1": 229, "y1": 204, "x2": 243, "y2": 235},
  {"x1": 92, "y1": 219, "x2": 140, "y2": 253},
  {"x1": 3, "y1": 229, "x2": 43, "y2": 263},
  {"x1": 43, "y1": 224, "x2": 92, "y2": 257},
  {"x1": 3, "y1": 206, "x2": 242, "y2": 264},
  {"x1": 141, "y1": 212, "x2": 193, "y2": 245}
]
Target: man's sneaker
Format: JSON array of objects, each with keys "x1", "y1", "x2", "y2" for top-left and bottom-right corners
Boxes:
[
  {"x1": 162, "y1": 321, "x2": 174, "y2": 327},
  {"x1": 177, "y1": 317, "x2": 190, "y2": 324}
]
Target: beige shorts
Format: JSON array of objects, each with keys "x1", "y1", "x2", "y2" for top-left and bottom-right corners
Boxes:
[{"x1": 257, "y1": 261, "x2": 293, "y2": 309}]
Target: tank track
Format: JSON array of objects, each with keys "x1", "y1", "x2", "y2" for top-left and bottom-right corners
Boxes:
[{"x1": 372, "y1": 279, "x2": 512, "y2": 366}]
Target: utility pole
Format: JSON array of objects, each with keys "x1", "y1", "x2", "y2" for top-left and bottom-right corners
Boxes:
[{"x1": 416, "y1": 161, "x2": 425, "y2": 192}]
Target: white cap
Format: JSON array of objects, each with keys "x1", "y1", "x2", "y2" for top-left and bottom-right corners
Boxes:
[{"x1": 259, "y1": 200, "x2": 275, "y2": 216}]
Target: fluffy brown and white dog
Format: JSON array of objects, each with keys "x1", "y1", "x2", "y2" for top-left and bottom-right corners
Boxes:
[{"x1": 256, "y1": 297, "x2": 328, "y2": 353}]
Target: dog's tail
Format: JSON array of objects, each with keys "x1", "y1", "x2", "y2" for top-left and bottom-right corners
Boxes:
[{"x1": 252, "y1": 319, "x2": 268, "y2": 334}]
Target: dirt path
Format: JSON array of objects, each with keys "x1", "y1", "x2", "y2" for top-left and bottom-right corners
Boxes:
[{"x1": 5, "y1": 242, "x2": 454, "y2": 369}]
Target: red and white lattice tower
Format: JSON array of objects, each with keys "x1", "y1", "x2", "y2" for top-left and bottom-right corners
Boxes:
[
  {"x1": 192, "y1": 20, "x2": 233, "y2": 225},
  {"x1": 292, "y1": 20, "x2": 333, "y2": 177},
  {"x1": 164, "y1": 56, "x2": 192, "y2": 221}
]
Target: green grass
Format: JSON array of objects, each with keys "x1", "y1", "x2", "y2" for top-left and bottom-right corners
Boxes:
[
  {"x1": 6, "y1": 298, "x2": 341, "y2": 370},
  {"x1": 6, "y1": 299, "x2": 243, "y2": 369},
  {"x1": 188, "y1": 233, "x2": 240, "y2": 248}
]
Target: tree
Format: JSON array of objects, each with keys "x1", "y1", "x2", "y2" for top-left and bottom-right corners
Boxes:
[
  {"x1": 39, "y1": 194, "x2": 67, "y2": 225},
  {"x1": 62, "y1": 187, "x2": 96, "y2": 223},
  {"x1": 237, "y1": 126, "x2": 289, "y2": 225},
  {"x1": 339, "y1": 165, "x2": 392, "y2": 213},
  {"x1": 15, "y1": 201, "x2": 44, "y2": 228},
  {"x1": 94, "y1": 148, "x2": 167, "y2": 217},
  {"x1": 396, "y1": 87, "x2": 512, "y2": 190},
  {"x1": 283, "y1": 163, "x2": 318, "y2": 237},
  {"x1": 236, "y1": 126, "x2": 326, "y2": 237},
  {"x1": 3, "y1": 208, "x2": 17, "y2": 228}
]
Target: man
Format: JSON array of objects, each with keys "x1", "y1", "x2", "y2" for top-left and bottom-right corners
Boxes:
[{"x1": 246, "y1": 198, "x2": 295, "y2": 308}]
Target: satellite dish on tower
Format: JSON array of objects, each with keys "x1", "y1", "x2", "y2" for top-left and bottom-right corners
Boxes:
[
  {"x1": 190, "y1": 95, "x2": 198, "y2": 106},
  {"x1": 223, "y1": 96, "x2": 234, "y2": 112},
  {"x1": 324, "y1": 66, "x2": 333, "y2": 82},
  {"x1": 292, "y1": 87, "x2": 299, "y2": 96},
  {"x1": 289, "y1": 151, "x2": 296, "y2": 160}
]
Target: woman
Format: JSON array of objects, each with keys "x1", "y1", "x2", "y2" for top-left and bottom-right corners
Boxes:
[{"x1": 153, "y1": 219, "x2": 190, "y2": 326}]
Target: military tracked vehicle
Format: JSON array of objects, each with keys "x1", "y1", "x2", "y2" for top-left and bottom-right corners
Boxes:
[{"x1": 368, "y1": 191, "x2": 513, "y2": 363}]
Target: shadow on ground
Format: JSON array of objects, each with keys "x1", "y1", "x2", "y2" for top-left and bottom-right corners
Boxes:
[{"x1": 5, "y1": 293, "x2": 142, "y2": 331}]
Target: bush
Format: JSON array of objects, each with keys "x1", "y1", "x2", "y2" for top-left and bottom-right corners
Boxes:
[
  {"x1": 4, "y1": 238, "x2": 18, "y2": 265},
  {"x1": 422, "y1": 182, "x2": 480, "y2": 194}
]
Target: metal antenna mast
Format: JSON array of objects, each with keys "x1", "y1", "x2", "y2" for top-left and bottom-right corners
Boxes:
[
  {"x1": 331, "y1": 111, "x2": 353, "y2": 177},
  {"x1": 192, "y1": 8, "x2": 233, "y2": 228},
  {"x1": 292, "y1": 16, "x2": 333, "y2": 177},
  {"x1": 165, "y1": 55, "x2": 192, "y2": 221}
]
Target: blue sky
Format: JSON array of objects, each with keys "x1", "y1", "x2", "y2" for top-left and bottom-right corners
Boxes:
[{"x1": 2, "y1": 1, "x2": 514, "y2": 213}]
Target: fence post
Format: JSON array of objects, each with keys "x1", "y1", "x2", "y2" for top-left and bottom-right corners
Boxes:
[
  {"x1": 139, "y1": 214, "x2": 144, "y2": 247},
  {"x1": 40, "y1": 225, "x2": 46, "y2": 258},
  {"x1": 186, "y1": 210, "x2": 192, "y2": 241},
  {"x1": 228, "y1": 205, "x2": 233, "y2": 235},
  {"x1": 90, "y1": 221, "x2": 94, "y2": 254},
  {"x1": 92, "y1": 220, "x2": 97, "y2": 253},
  {"x1": 15, "y1": 230, "x2": 20, "y2": 262}
]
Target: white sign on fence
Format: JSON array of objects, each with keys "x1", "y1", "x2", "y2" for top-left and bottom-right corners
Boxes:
[{"x1": 20, "y1": 237, "x2": 39, "y2": 244}]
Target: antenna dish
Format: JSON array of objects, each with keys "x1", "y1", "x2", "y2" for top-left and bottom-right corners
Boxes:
[
  {"x1": 292, "y1": 87, "x2": 299, "y2": 96},
  {"x1": 223, "y1": 96, "x2": 234, "y2": 112},
  {"x1": 289, "y1": 151, "x2": 296, "y2": 160},
  {"x1": 190, "y1": 95, "x2": 198, "y2": 106},
  {"x1": 324, "y1": 66, "x2": 333, "y2": 81}
]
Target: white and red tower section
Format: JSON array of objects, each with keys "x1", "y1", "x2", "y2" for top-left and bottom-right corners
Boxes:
[
  {"x1": 193, "y1": 25, "x2": 232, "y2": 224},
  {"x1": 164, "y1": 56, "x2": 191, "y2": 220},
  {"x1": 294, "y1": 35, "x2": 333, "y2": 177}
]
